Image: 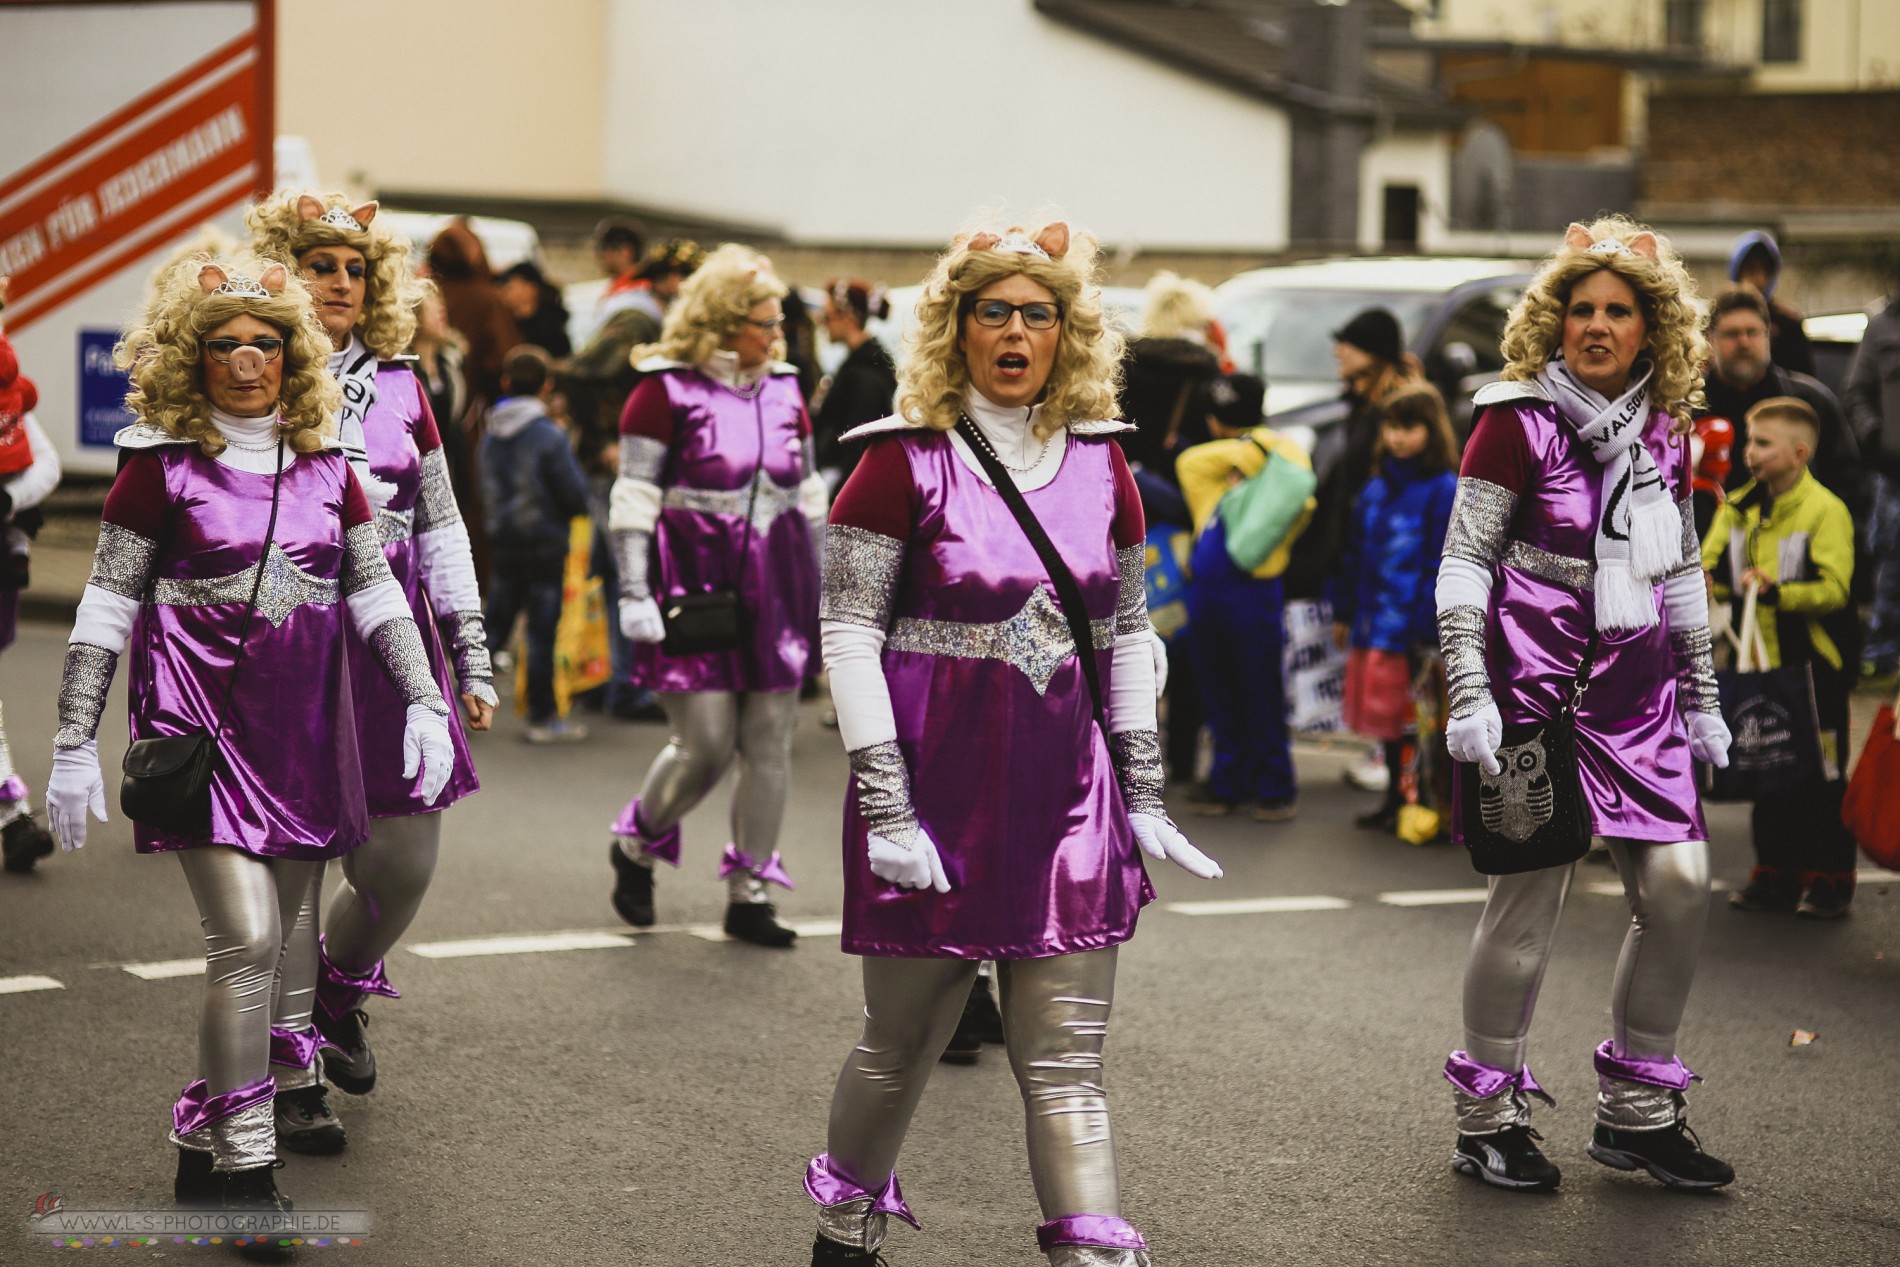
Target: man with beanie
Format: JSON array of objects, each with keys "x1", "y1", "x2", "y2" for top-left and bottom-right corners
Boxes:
[{"x1": 1728, "y1": 231, "x2": 1815, "y2": 376}]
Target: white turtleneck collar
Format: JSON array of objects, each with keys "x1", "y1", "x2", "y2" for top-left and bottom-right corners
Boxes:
[
  {"x1": 701, "y1": 348, "x2": 770, "y2": 393},
  {"x1": 326, "y1": 332, "x2": 367, "y2": 373},
  {"x1": 208, "y1": 407, "x2": 294, "y2": 474},
  {"x1": 948, "y1": 389, "x2": 1067, "y2": 492}
]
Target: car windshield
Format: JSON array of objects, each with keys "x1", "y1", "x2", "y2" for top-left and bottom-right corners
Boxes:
[{"x1": 1215, "y1": 289, "x2": 1437, "y2": 384}]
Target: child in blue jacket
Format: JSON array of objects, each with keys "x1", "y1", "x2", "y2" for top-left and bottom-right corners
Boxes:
[{"x1": 1329, "y1": 383, "x2": 1460, "y2": 831}]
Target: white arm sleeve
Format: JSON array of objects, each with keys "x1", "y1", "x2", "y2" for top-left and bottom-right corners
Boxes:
[
  {"x1": 1662, "y1": 566, "x2": 1710, "y2": 631},
  {"x1": 346, "y1": 579, "x2": 413, "y2": 639},
  {"x1": 5, "y1": 413, "x2": 61, "y2": 511},
  {"x1": 608, "y1": 477, "x2": 662, "y2": 532},
  {"x1": 1436, "y1": 555, "x2": 1495, "y2": 613},
  {"x1": 1108, "y1": 632, "x2": 1159, "y2": 733},
  {"x1": 799, "y1": 472, "x2": 830, "y2": 526},
  {"x1": 415, "y1": 527, "x2": 482, "y2": 617},
  {"x1": 69, "y1": 584, "x2": 139, "y2": 653},
  {"x1": 821, "y1": 619, "x2": 897, "y2": 752}
]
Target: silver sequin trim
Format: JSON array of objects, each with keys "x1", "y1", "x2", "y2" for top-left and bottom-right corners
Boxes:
[
  {"x1": 1680, "y1": 494, "x2": 1698, "y2": 565},
  {"x1": 1111, "y1": 729, "x2": 1167, "y2": 819},
  {"x1": 152, "y1": 544, "x2": 340, "y2": 629},
  {"x1": 55, "y1": 643, "x2": 116, "y2": 749},
  {"x1": 663, "y1": 480, "x2": 799, "y2": 532},
  {"x1": 374, "y1": 506, "x2": 415, "y2": 546},
  {"x1": 412, "y1": 447, "x2": 461, "y2": 537},
  {"x1": 815, "y1": 1198, "x2": 886, "y2": 1253},
  {"x1": 1671, "y1": 627, "x2": 1720, "y2": 715},
  {"x1": 1502, "y1": 540, "x2": 1595, "y2": 591},
  {"x1": 271, "y1": 1057, "x2": 319, "y2": 1092},
  {"x1": 612, "y1": 528, "x2": 652, "y2": 601},
  {"x1": 88, "y1": 522, "x2": 159, "y2": 599},
  {"x1": 340, "y1": 521, "x2": 390, "y2": 597},
  {"x1": 1453, "y1": 1085, "x2": 1536, "y2": 1135},
  {"x1": 820, "y1": 525, "x2": 904, "y2": 631},
  {"x1": 1596, "y1": 1079, "x2": 1685, "y2": 1132},
  {"x1": 369, "y1": 619, "x2": 450, "y2": 713},
  {"x1": 208, "y1": 1098, "x2": 276, "y2": 1171},
  {"x1": 1048, "y1": 1248, "x2": 1154, "y2": 1267},
  {"x1": 441, "y1": 610, "x2": 494, "y2": 692},
  {"x1": 1439, "y1": 605, "x2": 1493, "y2": 720},
  {"x1": 1444, "y1": 477, "x2": 1517, "y2": 569},
  {"x1": 886, "y1": 588, "x2": 1114, "y2": 696},
  {"x1": 1115, "y1": 544, "x2": 1147, "y2": 636},
  {"x1": 619, "y1": 435, "x2": 668, "y2": 485},
  {"x1": 849, "y1": 740, "x2": 919, "y2": 849}
]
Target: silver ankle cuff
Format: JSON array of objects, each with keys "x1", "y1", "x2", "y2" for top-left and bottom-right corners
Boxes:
[
  {"x1": 272, "y1": 1059, "x2": 320, "y2": 1092},
  {"x1": 207, "y1": 1099, "x2": 276, "y2": 1172},
  {"x1": 727, "y1": 871, "x2": 769, "y2": 904},
  {"x1": 816, "y1": 1197, "x2": 887, "y2": 1252},
  {"x1": 1454, "y1": 1086, "x2": 1535, "y2": 1135},
  {"x1": 1597, "y1": 1077, "x2": 1685, "y2": 1131},
  {"x1": 1048, "y1": 1248, "x2": 1154, "y2": 1267}
]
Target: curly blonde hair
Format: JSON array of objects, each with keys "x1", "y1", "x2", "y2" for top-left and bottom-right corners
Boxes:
[
  {"x1": 115, "y1": 247, "x2": 339, "y2": 455},
  {"x1": 246, "y1": 190, "x2": 426, "y2": 360},
  {"x1": 632, "y1": 243, "x2": 787, "y2": 368},
  {"x1": 1139, "y1": 270, "x2": 1214, "y2": 340},
  {"x1": 1500, "y1": 215, "x2": 1706, "y2": 431},
  {"x1": 897, "y1": 222, "x2": 1124, "y2": 439}
]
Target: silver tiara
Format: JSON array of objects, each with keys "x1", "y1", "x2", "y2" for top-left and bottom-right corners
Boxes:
[
  {"x1": 211, "y1": 272, "x2": 270, "y2": 299},
  {"x1": 318, "y1": 206, "x2": 368, "y2": 232},
  {"x1": 992, "y1": 231, "x2": 1049, "y2": 260},
  {"x1": 1583, "y1": 238, "x2": 1635, "y2": 258}
]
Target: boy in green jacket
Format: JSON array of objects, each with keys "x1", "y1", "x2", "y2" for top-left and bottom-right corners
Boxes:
[{"x1": 1701, "y1": 397, "x2": 1859, "y2": 917}]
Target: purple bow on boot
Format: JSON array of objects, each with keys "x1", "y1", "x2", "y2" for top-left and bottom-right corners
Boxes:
[{"x1": 719, "y1": 843, "x2": 795, "y2": 890}]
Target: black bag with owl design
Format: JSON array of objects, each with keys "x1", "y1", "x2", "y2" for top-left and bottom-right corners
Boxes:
[{"x1": 1459, "y1": 638, "x2": 1598, "y2": 875}]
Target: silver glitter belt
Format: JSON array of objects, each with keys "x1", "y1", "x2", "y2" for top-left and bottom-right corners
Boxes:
[
  {"x1": 374, "y1": 506, "x2": 415, "y2": 546},
  {"x1": 150, "y1": 544, "x2": 339, "y2": 629},
  {"x1": 663, "y1": 480, "x2": 799, "y2": 531},
  {"x1": 885, "y1": 587, "x2": 1114, "y2": 696},
  {"x1": 1502, "y1": 540, "x2": 1594, "y2": 591}
]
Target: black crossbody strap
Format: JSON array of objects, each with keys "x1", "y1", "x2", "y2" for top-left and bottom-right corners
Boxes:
[
  {"x1": 954, "y1": 417, "x2": 1107, "y2": 735},
  {"x1": 210, "y1": 437, "x2": 286, "y2": 743}
]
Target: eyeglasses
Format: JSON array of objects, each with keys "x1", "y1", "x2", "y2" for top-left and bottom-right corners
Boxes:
[
  {"x1": 204, "y1": 338, "x2": 285, "y2": 364},
  {"x1": 963, "y1": 298, "x2": 1063, "y2": 330},
  {"x1": 741, "y1": 315, "x2": 786, "y2": 331}
]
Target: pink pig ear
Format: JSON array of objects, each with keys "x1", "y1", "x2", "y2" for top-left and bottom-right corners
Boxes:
[
  {"x1": 197, "y1": 264, "x2": 229, "y2": 294},
  {"x1": 1033, "y1": 222, "x2": 1070, "y2": 259},
  {"x1": 1563, "y1": 222, "x2": 1594, "y2": 251},
  {"x1": 965, "y1": 232, "x2": 1000, "y2": 253},
  {"x1": 258, "y1": 263, "x2": 288, "y2": 292},
  {"x1": 351, "y1": 201, "x2": 378, "y2": 225},
  {"x1": 297, "y1": 194, "x2": 327, "y2": 222},
  {"x1": 1627, "y1": 231, "x2": 1660, "y2": 260}
]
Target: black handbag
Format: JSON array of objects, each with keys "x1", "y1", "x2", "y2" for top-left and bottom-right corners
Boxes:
[
  {"x1": 1699, "y1": 586, "x2": 1829, "y2": 802},
  {"x1": 660, "y1": 395, "x2": 761, "y2": 656},
  {"x1": 1458, "y1": 634, "x2": 1598, "y2": 876},
  {"x1": 120, "y1": 438, "x2": 284, "y2": 836}
]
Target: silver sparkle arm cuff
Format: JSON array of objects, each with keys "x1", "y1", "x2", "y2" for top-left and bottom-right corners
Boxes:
[
  {"x1": 55, "y1": 643, "x2": 118, "y2": 749},
  {"x1": 1110, "y1": 728, "x2": 1168, "y2": 819},
  {"x1": 848, "y1": 739, "x2": 920, "y2": 849},
  {"x1": 1439, "y1": 605, "x2": 1494, "y2": 720},
  {"x1": 821, "y1": 525, "x2": 904, "y2": 630},
  {"x1": 1671, "y1": 627, "x2": 1721, "y2": 715},
  {"x1": 369, "y1": 619, "x2": 451, "y2": 715},
  {"x1": 1442, "y1": 477, "x2": 1516, "y2": 569},
  {"x1": 1114, "y1": 544, "x2": 1147, "y2": 637},
  {"x1": 439, "y1": 610, "x2": 496, "y2": 705},
  {"x1": 611, "y1": 528, "x2": 652, "y2": 601}
]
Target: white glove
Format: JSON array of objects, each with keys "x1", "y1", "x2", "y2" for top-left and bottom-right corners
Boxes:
[
  {"x1": 1149, "y1": 627, "x2": 1169, "y2": 698},
  {"x1": 48, "y1": 741, "x2": 107, "y2": 852},
  {"x1": 401, "y1": 704, "x2": 455, "y2": 805},
  {"x1": 618, "y1": 596, "x2": 664, "y2": 644},
  {"x1": 867, "y1": 827, "x2": 951, "y2": 893},
  {"x1": 1686, "y1": 710, "x2": 1731, "y2": 769},
  {"x1": 1447, "y1": 703, "x2": 1504, "y2": 777},
  {"x1": 1130, "y1": 811, "x2": 1223, "y2": 879}
]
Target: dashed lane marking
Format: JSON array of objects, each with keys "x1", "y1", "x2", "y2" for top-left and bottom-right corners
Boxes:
[
  {"x1": 1164, "y1": 896, "x2": 1352, "y2": 916},
  {"x1": 689, "y1": 918, "x2": 844, "y2": 942},
  {"x1": 0, "y1": 975, "x2": 63, "y2": 995},
  {"x1": 1379, "y1": 888, "x2": 1491, "y2": 906},
  {"x1": 121, "y1": 958, "x2": 206, "y2": 981},
  {"x1": 410, "y1": 930, "x2": 637, "y2": 959}
]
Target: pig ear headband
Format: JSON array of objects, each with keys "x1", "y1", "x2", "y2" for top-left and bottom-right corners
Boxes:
[
  {"x1": 297, "y1": 194, "x2": 378, "y2": 233},
  {"x1": 198, "y1": 265, "x2": 274, "y2": 298},
  {"x1": 958, "y1": 222, "x2": 1072, "y2": 261},
  {"x1": 1565, "y1": 222, "x2": 1659, "y2": 260}
]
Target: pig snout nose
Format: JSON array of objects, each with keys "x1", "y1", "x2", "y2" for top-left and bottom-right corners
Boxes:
[{"x1": 228, "y1": 346, "x2": 266, "y2": 377}]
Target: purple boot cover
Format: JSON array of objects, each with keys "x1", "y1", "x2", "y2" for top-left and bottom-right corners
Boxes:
[
  {"x1": 1037, "y1": 1215, "x2": 1150, "y2": 1251},
  {"x1": 610, "y1": 797, "x2": 682, "y2": 866},
  {"x1": 1593, "y1": 1040, "x2": 1698, "y2": 1130},
  {"x1": 268, "y1": 1026, "x2": 336, "y2": 1091},
  {"x1": 313, "y1": 937, "x2": 400, "y2": 1028},
  {"x1": 805, "y1": 1153, "x2": 919, "y2": 1250},
  {"x1": 1445, "y1": 1050, "x2": 1555, "y2": 1134},
  {"x1": 170, "y1": 1077, "x2": 276, "y2": 1171}
]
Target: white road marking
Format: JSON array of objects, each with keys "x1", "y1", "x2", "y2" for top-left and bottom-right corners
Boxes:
[
  {"x1": 1379, "y1": 888, "x2": 1491, "y2": 906},
  {"x1": 122, "y1": 958, "x2": 204, "y2": 980},
  {"x1": 1165, "y1": 896, "x2": 1351, "y2": 916},
  {"x1": 408, "y1": 931, "x2": 635, "y2": 959},
  {"x1": 1861, "y1": 868, "x2": 1900, "y2": 883},
  {"x1": 0, "y1": 975, "x2": 64, "y2": 995},
  {"x1": 688, "y1": 918, "x2": 844, "y2": 943}
]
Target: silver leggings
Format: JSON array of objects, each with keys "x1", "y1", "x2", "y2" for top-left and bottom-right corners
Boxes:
[
  {"x1": 635, "y1": 690, "x2": 798, "y2": 850},
  {"x1": 1463, "y1": 839, "x2": 1711, "y2": 1070},
  {"x1": 827, "y1": 948, "x2": 1124, "y2": 1221},
  {"x1": 176, "y1": 846, "x2": 322, "y2": 1094},
  {"x1": 273, "y1": 813, "x2": 444, "y2": 1031}
]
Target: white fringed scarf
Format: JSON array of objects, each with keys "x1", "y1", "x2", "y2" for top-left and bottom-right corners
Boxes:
[
  {"x1": 327, "y1": 336, "x2": 399, "y2": 509},
  {"x1": 1537, "y1": 355, "x2": 1682, "y2": 631}
]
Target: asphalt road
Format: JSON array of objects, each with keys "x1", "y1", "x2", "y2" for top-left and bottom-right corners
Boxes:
[{"x1": 2, "y1": 619, "x2": 1897, "y2": 1266}]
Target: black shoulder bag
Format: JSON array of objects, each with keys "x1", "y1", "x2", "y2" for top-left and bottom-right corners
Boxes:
[
  {"x1": 954, "y1": 415, "x2": 1107, "y2": 735},
  {"x1": 1458, "y1": 633, "x2": 1598, "y2": 875},
  {"x1": 120, "y1": 437, "x2": 285, "y2": 836},
  {"x1": 660, "y1": 395, "x2": 760, "y2": 655}
]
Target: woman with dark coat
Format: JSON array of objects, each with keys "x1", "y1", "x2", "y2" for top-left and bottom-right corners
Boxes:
[{"x1": 813, "y1": 279, "x2": 897, "y2": 489}]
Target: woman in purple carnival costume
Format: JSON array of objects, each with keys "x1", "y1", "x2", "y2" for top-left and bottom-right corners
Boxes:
[
  {"x1": 44, "y1": 250, "x2": 455, "y2": 1216},
  {"x1": 605, "y1": 244, "x2": 827, "y2": 947},
  {"x1": 804, "y1": 221, "x2": 1221, "y2": 1267},
  {"x1": 246, "y1": 192, "x2": 494, "y2": 1153},
  {"x1": 1436, "y1": 218, "x2": 1736, "y2": 1193}
]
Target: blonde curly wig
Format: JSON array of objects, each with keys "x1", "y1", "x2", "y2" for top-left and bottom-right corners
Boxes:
[
  {"x1": 114, "y1": 247, "x2": 339, "y2": 456},
  {"x1": 246, "y1": 190, "x2": 426, "y2": 360},
  {"x1": 632, "y1": 243, "x2": 787, "y2": 368},
  {"x1": 1500, "y1": 215, "x2": 1706, "y2": 431},
  {"x1": 1139, "y1": 270, "x2": 1214, "y2": 340},
  {"x1": 897, "y1": 222, "x2": 1123, "y2": 440}
]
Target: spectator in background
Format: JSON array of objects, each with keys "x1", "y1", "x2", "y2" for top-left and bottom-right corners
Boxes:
[
  {"x1": 426, "y1": 218, "x2": 519, "y2": 407},
  {"x1": 481, "y1": 346, "x2": 592, "y2": 744},
  {"x1": 1846, "y1": 279, "x2": 1900, "y2": 682},
  {"x1": 812, "y1": 278, "x2": 896, "y2": 491},
  {"x1": 578, "y1": 217, "x2": 649, "y2": 349},
  {"x1": 413, "y1": 290, "x2": 470, "y2": 493},
  {"x1": 1728, "y1": 231, "x2": 1815, "y2": 376},
  {"x1": 1118, "y1": 270, "x2": 1224, "y2": 528},
  {"x1": 497, "y1": 260, "x2": 571, "y2": 359}
]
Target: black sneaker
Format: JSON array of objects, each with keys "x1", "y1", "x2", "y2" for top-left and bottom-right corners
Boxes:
[
  {"x1": 609, "y1": 841, "x2": 657, "y2": 927},
  {"x1": 224, "y1": 1161, "x2": 294, "y2": 1261},
  {"x1": 1797, "y1": 874, "x2": 1854, "y2": 920},
  {"x1": 1589, "y1": 1120, "x2": 1735, "y2": 1189},
  {"x1": 317, "y1": 1009, "x2": 377, "y2": 1095},
  {"x1": 1451, "y1": 1125, "x2": 1562, "y2": 1192},
  {"x1": 1729, "y1": 867, "x2": 1799, "y2": 913},
  {"x1": 811, "y1": 1234, "x2": 888, "y2": 1266},
  {"x1": 174, "y1": 1146, "x2": 218, "y2": 1207},
  {"x1": 275, "y1": 1084, "x2": 347, "y2": 1155},
  {"x1": 1, "y1": 814, "x2": 55, "y2": 874},
  {"x1": 724, "y1": 901, "x2": 797, "y2": 948}
]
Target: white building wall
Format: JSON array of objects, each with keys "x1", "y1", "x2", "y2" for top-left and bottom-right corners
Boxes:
[
  {"x1": 602, "y1": 0, "x2": 1291, "y2": 251},
  {"x1": 1356, "y1": 130, "x2": 1453, "y2": 253}
]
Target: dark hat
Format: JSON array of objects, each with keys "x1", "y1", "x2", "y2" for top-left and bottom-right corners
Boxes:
[
  {"x1": 1332, "y1": 307, "x2": 1403, "y2": 364},
  {"x1": 1206, "y1": 372, "x2": 1266, "y2": 430}
]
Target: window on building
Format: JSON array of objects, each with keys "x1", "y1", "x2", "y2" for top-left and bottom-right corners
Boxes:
[
  {"x1": 1381, "y1": 185, "x2": 1421, "y2": 250},
  {"x1": 1761, "y1": 0, "x2": 1802, "y2": 64},
  {"x1": 1664, "y1": 0, "x2": 1706, "y2": 50}
]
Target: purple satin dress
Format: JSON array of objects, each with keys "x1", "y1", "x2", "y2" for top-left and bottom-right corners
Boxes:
[
  {"x1": 128, "y1": 448, "x2": 367, "y2": 859},
  {"x1": 348, "y1": 363, "x2": 477, "y2": 816},
  {"x1": 842, "y1": 433, "x2": 1154, "y2": 960},
  {"x1": 1459, "y1": 401, "x2": 1707, "y2": 844},
  {"x1": 630, "y1": 368, "x2": 818, "y2": 694}
]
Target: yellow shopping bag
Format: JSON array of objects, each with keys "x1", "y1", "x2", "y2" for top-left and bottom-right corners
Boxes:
[{"x1": 514, "y1": 518, "x2": 612, "y2": 717}]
